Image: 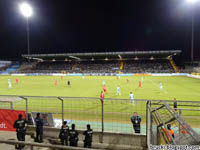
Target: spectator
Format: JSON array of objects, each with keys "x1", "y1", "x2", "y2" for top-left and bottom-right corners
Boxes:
[
  {"x1": 131, "y1": 112, "x2": 141, "y2": 133},
  {"x1": 163, "y1": 124, "x2": 174, "y2": 143},
  {"x1": 13, "y1": 114, "x2": 27, "y2": 150},
  {"x1": 69, "y1": 124, "x2": 79, "y2": 147},
  {"x1": 34, "y1": 113, "x2": 44, "y2": 143},
  {"x1": 181, "y1": 121, "x2": 189, "y2": 135},
  {"x1": 59, "y1": 121, "x2": 69, "y2": 146},
  {"x1": 83, "y1": 124, "x2": 93, "y2": 148}
]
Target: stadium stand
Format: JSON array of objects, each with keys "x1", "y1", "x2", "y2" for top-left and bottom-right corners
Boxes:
[
  {"x1": 0, "y1": 61, "x2": 11, "y2": 71},
  {"x1": 17, "y1": 60, "x2": 174, "y2": 74},
  {"x1": 17, "y1": 51, "x2": 181, "y2": 73}
]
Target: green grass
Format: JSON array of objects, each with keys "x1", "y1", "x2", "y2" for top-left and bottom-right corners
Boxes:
[
  {"x1": 0, "y1": 75, "x2": 200, "y2": 130},
  {"x1": 0, "y1": 75, "x2": 200, "y2": 100}
]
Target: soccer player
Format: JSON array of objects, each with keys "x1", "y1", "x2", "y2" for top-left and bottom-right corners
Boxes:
[
  {"x1": 68, "y1": 80, "x2": 71, "y2": 87},
  {"x1": 61, "y1": 76, "x2": 63, "y2": 80},
  {"x1": 117, "y1": 86, "x2": 121, "y2": 95},
  {"x1": 54, "y1": 80, "x2": 58, "y2": 86},
  {"x1": 82, "y1": 75, "x2": 85, "y2": 79},
  {"x1": 141, "y1": 77, "x2": 144, "y2": 82},
  {"x1": 160, "y1": 82, "x2": 163, "y2": 91},
  {"x1": 16, "y1": 78, "x2": 19, "y2": 84},
  {"x1": 8, "y1": 79, "x2": 12, "y2": 89},
  {"x1": 100, "y1": 91, "x2": 104, "y2": 104},
  {"x1": 103, "y1": 85, "x2": 107, "y2": 93},
  {"x1": 126, "y1": 79, "x2": 129, "y2": 84},
  {"x1": 138, "y1": 81, "x2": 142, "y2": 88},
  {"x1": 102, "y1": 80, "x2": 106, "y2": 86},
  {"x1": 130, "y1": 92, "x2": 134, "y2": 104}
]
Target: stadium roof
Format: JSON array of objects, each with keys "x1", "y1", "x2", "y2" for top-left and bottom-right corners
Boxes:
[{"x1": 22, "y1": 50, "x2": 181, "y2": 61}]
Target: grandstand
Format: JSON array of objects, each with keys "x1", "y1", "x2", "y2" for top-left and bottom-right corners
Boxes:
[{"x1": 19, "y1": 50, "x2": 181, "y2": 74}]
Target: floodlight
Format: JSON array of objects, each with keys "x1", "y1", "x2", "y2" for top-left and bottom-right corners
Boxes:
[
  {"x1": 186, "y1": 0, "x2": 198, "y2": 4},
  {"x1": 19, "y1": 2, "x2": 33, "y2": 18}
]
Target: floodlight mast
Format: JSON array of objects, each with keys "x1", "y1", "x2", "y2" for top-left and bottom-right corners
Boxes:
[
  {"x1": 19, "y1": 2, "x2": 33, "y2": 55},
  {"x1": 186, "y1": 0, "x2": 198, "y2": 62}
]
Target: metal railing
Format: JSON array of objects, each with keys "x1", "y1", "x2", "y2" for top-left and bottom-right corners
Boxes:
[
  {"x1": 147, "y1": 100, "x2": 200, "y2": 147},
  {"x1": 0, "y1": 139, "x2": 102, "y2": 150},
  {"x1": 0, "y1": 95, "x2": 147, "y2": 134}
]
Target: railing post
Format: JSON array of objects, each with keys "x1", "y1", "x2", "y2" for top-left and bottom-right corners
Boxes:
[
  {"x1": 10, "y1": 102, "x2": 13, "y2": 110},
  {"x1": 179, "y1": 109, "x2": 182, "y2": 136},
  {"x1": 58, "y1": 97, "x2": 64, "y2": 123},
  {"x1": 99, "y1": 98, "x2": 104, "y2": 143},
  {"x1": 101, "y1": 101, "x2": 104, "y2": 133},
  {"x1": 20, "y1": 96, "x2": 28, "y2": 120}
]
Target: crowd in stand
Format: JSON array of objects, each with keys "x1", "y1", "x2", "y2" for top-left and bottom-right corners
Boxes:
[
  {"x1": 17, "y1": 60, "x2": 174, "y2": 73},
  {"x1": 123, "y1": 61, "x2": 174, "y2": 73}
]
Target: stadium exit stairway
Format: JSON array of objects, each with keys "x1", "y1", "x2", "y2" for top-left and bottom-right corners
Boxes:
[{"x1": 169, "y1": 57, "x2": 179, "y2": 73}]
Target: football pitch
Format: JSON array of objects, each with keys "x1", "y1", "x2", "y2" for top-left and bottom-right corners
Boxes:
[
  {"x1": 0, "y1": 75, "x2": 200, "y2": 132},
  {"x1": 0, "y1": 75, "x2": 200, "y2": 100}
]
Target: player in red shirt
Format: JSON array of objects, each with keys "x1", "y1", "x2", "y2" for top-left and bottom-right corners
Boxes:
[
  {"x1": 16, "y1": 78, "x2": 19, "y2": 84},
  {"x1": 126, "y1": 79, "x2": 129, "y2": 84},
  {"x1": 100, "y1": 91, "x2": 104, "y2": 104},
  {"x1": 103, "y1": 85, "x2": 107, "y2": 93},
  {"x1": 138, "y1": 81, "x2": 142, "y2": 88}
]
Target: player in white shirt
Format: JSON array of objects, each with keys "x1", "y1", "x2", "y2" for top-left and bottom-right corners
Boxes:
[
  {"x1": 130, "y1": 92, "x2": 134, "y2": 105},
  {"x1": 102, "y1": 80, "x2": 106, "y2": 86},
  {"x1": 8, "y1": 79, "x2": 12, "y2": 89},
  {"x1": 117, "y1": 86, "x2": 121, "y2": 95},
  {"x1": 82, "y1": 75, "x2": 85, "y2": 79},
  {"x1": 141, "y1": 77, "x2": 144, "y2": 82},
  {"x1": 160, "y1": 82, "x2": 163, "y2": 91}
]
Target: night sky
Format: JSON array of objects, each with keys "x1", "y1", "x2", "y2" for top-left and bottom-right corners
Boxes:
[{"x1": 0, "y1": 0, "x2": 200, "y2": 60}]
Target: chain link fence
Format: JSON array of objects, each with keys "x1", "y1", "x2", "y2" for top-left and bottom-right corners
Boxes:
[
  {"x1": 0, "y1": 95, "x2": 147, "y2": 134},
  {"x1": 1, "y1": 95, "x2": 200, "y2": 137}
]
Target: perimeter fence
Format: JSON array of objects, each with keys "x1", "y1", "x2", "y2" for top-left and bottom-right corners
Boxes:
[
  {"x1": 0, "y1": 95, "x2": 200, "y2": 136},
  {"x1": 0, "y1": 95, "x2": 147, "y2": 134}
]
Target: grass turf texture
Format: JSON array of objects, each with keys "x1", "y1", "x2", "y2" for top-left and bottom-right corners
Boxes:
[
  {"x1": 0, "y1": 75, "x2": 200, "y2": 129},
  {"x1": 1, "y1": 75, "x2": 200, "y2": 100}
]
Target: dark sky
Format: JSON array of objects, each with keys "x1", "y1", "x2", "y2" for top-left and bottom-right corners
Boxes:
[{"x1": 0, "y1": 0, "x2": 200, "y2": 60}]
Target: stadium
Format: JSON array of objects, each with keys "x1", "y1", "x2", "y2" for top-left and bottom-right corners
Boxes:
[{"x1": 0, "y1": 1, "x2": 200, "y2": 150}]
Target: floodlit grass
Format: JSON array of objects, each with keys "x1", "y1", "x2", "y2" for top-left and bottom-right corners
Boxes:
[
  {"x1": 0, "y1": 75, "x2": 200, "y2": 100},
  {"x1": 0, "y1": 75, "x2": 200, "y2": 126}
]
